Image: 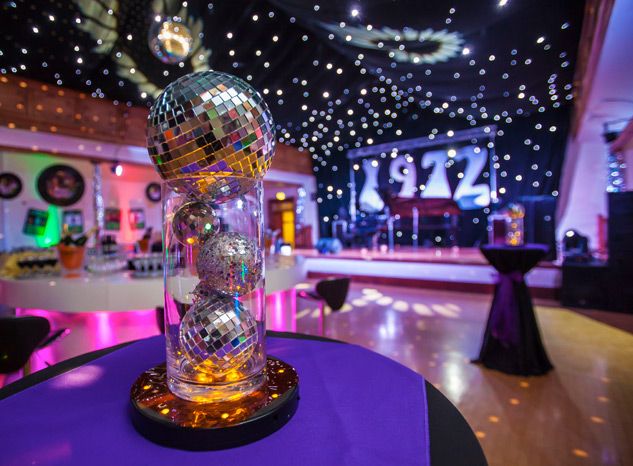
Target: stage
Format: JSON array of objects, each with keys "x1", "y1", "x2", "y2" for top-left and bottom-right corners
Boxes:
[{"x1": 295, "y1": 247, "x2": 560, "y2": 300}]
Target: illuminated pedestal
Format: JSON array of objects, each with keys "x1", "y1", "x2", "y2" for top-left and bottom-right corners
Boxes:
[{"x1": 130, "y1": 357, "x2": 299, "y2": 450}]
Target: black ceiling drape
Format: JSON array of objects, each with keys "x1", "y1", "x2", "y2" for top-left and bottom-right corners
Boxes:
[{"x1": 1, "y1": 0, "x2": 585, "y2": 245}]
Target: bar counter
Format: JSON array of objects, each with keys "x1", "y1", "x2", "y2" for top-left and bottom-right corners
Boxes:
[{"x1": 0, "y1": 255, "x2": 305, "y2": 313}]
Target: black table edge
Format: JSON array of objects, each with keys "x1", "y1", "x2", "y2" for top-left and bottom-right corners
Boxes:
[{"x1": 0, "y1": 330, "x2": 487, "y2": 466}]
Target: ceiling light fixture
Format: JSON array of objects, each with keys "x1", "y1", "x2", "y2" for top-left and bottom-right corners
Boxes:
[{"x1": 111, "y1": 161, "x2": 123, "y2": 176}]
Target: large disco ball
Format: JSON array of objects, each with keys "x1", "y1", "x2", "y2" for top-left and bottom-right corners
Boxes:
[
  {"x1": 179, "y1": 296, "x2": 258, "y2": 375},
  {"x1": 146, "y1": 71, "x2": 276, "y2": 203},
  {"x1": 148, "y1": 18, "x2": 193, "y2": 64}
]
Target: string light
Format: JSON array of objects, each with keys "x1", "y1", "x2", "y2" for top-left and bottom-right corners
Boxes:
[{"x1": 0, "y1": 1, "x2": 577, "y2": 239}]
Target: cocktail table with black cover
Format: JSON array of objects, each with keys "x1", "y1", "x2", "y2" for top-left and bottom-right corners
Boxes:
[
  {"x1": 0, "y1": 332, "x2": 486, "y2": 466},
  {"x1": 476, "y1": 244, "x2": 553, "y2": 375}
]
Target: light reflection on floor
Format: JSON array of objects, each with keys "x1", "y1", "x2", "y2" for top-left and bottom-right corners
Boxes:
[
  {"x1": 11, "y1": 281, "x2": 633, "y2": 466},
  {"x1": 276, "y1": 282, "x2": 633, "y2": 466}
]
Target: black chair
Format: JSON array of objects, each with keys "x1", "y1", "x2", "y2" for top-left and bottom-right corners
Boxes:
[
  {"x1": 155, "y1": 307, "x2": 165, "y2": 335},
  {"x1": 155, "y1": 301, "x2": 192, "y2": 335},
  {"x1": 298, "y1": 278, "x2": 351, "y2": 335},
  {"x1": 0, "y1": 316, "x2": 69, "y2": 387},
  {"x1": 315, "y1": 278, "x2": 351, "y2": 311}
]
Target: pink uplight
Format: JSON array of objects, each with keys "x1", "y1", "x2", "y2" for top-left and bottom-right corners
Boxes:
[{"x1": 16, "y1": 307, "x2": 160, "y2": 372}]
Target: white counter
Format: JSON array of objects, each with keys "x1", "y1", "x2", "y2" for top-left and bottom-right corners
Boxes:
[{"x1": 0, "y1": 255, "x2": 305, "y2": 313}]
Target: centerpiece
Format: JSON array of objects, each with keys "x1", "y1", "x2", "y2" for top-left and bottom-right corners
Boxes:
[{"x1": 129, "y1": 71, "x2": 299, "y2": 450}]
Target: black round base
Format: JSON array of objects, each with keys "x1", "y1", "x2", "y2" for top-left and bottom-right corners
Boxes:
[{"x1": 129, "y1": 357, "x2": 299, "y2": 450}]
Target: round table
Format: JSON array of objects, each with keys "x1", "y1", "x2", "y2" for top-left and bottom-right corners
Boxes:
[
  {"x1": 476, "y1": 244, "x2": 553, "y2": 375},
  {"x1": 0, "y1": 332, "x2": 486, "y2": 466}
]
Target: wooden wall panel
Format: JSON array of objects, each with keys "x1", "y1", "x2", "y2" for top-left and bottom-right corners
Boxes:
[
  {"x1": 0, "y1": 75, "x2": 314, "y2": 174},
  {"x1": 273, "y1": 143, "x2": 313, "y2": 175},
  {"x1": 0, "y1": 75, "x2": 147, "y2": 146}
]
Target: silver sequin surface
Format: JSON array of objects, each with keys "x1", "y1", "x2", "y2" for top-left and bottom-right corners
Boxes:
[
  {"x1": 196, "y1": 231, "x2": 262, "y2": 296},
  {"x1": 179, "y1": 296, "x2": 257, "y2": 375}
]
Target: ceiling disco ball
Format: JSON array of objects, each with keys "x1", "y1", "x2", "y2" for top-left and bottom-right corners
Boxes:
[
  {"x1": 146, "y1": 71, "x2": 276, "y2": 203},
  {"x1": 196, "y1": 231, "x2": 262, "y2": 296},
  {"x1": 179, "y1": 296, "x2": 257, "y2": 375},
  {"x1": 148, "y1": 18, "x2": 193, "y2": 64}
]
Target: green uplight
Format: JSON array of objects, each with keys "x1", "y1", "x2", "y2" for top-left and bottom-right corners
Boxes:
[{"x1": 36, "y1": 205, "x2": 60, "y2": 248}]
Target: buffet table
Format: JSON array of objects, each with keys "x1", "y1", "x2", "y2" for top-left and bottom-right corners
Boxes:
[
  {"x1": 0, "y1": 332, "x2": 487, "y2": 466},
  {"x1": 0, "y1": 255, "x2": 305, "y2": 313}
]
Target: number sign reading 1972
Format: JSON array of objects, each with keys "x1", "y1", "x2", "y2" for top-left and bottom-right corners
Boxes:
[{"x1": 357, "y1": 144, "x2": 491, "y2": 213}]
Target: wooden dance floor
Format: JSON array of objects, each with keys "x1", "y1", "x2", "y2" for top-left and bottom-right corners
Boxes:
[{"x1": 292, "y1": 282, "x2": 633, "y2": 466}]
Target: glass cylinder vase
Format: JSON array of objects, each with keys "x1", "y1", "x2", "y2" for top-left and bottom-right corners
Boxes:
[{"x1": 162, "y1": 179, "x2": 266, "y2": 403}]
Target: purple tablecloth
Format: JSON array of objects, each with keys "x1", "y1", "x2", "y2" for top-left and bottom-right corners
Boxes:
[{"x1": 0, "y1": 336, "x2": 430, "y2": 466}]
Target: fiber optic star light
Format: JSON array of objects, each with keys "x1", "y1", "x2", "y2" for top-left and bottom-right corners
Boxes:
[{"x1": 147, "y1": 71, "x2": 276, "y2": 203}]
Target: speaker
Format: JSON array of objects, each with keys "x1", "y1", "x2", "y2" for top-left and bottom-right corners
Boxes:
[
  {"x1": 607, "y1": 268, "x2": 633, "y2": 313},
  {"x1": 561, "y1": 261, "x2": 610, "y2": 309},
  {"x1": 608, "y1": 192, "x2": 633, "y2": 269},
  {"x1": 518, "y1": 195, "x2": 557, "y2": 260}
]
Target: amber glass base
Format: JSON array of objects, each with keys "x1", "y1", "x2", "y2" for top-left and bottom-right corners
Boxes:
[{"x1": 130, "y1": 357, "x2": 299, "y2": 450}]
